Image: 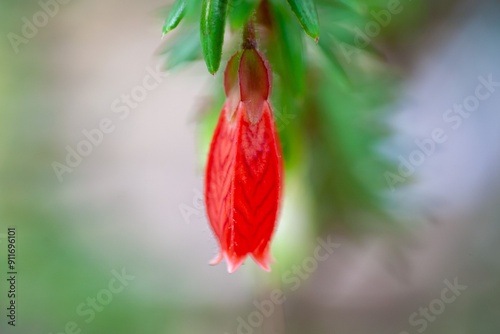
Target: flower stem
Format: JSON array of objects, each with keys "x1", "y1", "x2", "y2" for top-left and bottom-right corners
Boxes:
[{"x1": 242, "y1": 21, "x2": 257, "y2": 50}]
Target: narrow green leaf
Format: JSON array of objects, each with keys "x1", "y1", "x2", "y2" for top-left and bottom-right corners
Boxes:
[
  {"x1": 200, "y1": 0, "x2": 228, "y2": 74},
  {"x1": 317, "y1": 33, "x2": 350, "y2": 90},
  {"x1": 271, "y1": 3, "x2": 306, "y2": 96},
  {"x1": 160, "y1": 28, "x2": 202, "y2": 69},
  {"x1": 185, "y1": 0, "x2": 204, "y2": 21},
  {"x1": 287, "y1": 0, "x2": 320, "y2": 40},
  {"x1": 162, "y1": 0, "x2": 187, "y2": 36}
]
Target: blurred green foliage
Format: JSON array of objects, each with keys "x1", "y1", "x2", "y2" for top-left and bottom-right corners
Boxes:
[
  {"x1": 159, "y1": 0, "x2": 428, "y2": 238},
  {"x1": 4, "y1": 1, "x2": 494, "y2": 334}
]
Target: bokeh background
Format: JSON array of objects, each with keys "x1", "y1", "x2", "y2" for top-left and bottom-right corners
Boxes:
[{"x1": 0, "y1": 0, "x2": 499, "y2": 333}]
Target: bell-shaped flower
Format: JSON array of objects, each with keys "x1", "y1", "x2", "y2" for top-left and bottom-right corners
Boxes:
[{"x1": 204, "y1": 48, "x2": 283, "y2": 273}]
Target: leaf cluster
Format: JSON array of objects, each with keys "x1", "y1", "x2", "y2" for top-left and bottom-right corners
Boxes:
[{"x1": 160, "y1": 0, "x2": 416, "y2": 232}]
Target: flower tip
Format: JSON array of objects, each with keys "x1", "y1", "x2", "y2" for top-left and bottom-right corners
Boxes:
[
  {"x1": 251, "y1": 251, "x2": 273, "y2": 272},
  {"x1": 209, "y1": 252, "x2": 223, "y2": 266},
  {"x1": 254, "y1": 260, "x2": 271, "y2": 272},
  {"x1": 226, "y1": 257, "x2": 245, "y2": 273},
  {"x1": 259, "y1": 263, "x2": 271, "y2": 272}
]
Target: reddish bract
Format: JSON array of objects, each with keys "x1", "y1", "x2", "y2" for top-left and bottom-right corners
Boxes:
[{"x1": 204, "y1": 48, "x2": 283, "y2": 273}]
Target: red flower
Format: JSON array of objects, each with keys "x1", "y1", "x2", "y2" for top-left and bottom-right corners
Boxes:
[{"x1": 204, "y1": 48, "x2": 283, "y2": 273}]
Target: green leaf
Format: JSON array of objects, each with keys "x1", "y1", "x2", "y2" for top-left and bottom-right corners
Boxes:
[
  {"x1": 286, "y1": 0, "x2": 320, "y2": 40},
  {"x1": 162, "y1": 0, "x2": 187, "y2": 36},
  {"x1": 160, "y1": 27, "x2": 202, "y2": 69},
  {"x1": 271, "y1": 2, "x2": 306, "y2": 96},
  {"x1": 185, "y1": 0, "x2": 203, "y2": 21},
  {"x1": 228, "y1": 0, "x2": 259, "y2": 30},
  {"x1": 200, "y1": 0, "x2": 229, "y2": 74},
  {"x1": 317, "y1": 33, "x2": 350, "y2": 90}
]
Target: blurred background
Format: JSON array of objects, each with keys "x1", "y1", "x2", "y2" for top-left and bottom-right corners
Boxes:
[{"x1": 0, "y1": 0, "x2": 499, "y2": 333}]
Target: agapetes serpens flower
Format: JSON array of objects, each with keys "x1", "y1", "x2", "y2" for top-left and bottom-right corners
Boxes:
[{"x1": 204, "y1": 46, "x2": 283, "y2": 273}]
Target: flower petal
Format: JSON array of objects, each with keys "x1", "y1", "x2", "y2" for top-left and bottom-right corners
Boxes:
[
  {"x1": 233, "y1": 101, "x2": 282, "y2": 271},
  {"x1": 238, "y1": 49, "x2": 271, "y2": 124},
  {"x1": 224, "y1": 52, "x2": 242, "y2": 119},
  {"x1": 204, "y1": 102, "x2": 239, "y2": 253},
  {"x1": 205, "y1": 100, "x2": 282, "y2": 272}
]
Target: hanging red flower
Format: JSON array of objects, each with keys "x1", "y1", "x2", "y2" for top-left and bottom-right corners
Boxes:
[{"x1": 204, "y1": 47, "x2": 283, "y2": 273}]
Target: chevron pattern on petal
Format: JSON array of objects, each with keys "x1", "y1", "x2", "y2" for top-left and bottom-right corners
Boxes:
[
  {"x1": 229, "y1": 101, "x2": 282, "y2": 266},
  {"x1": 205, "y1": 101, "x2": 282, "y2": 272},
  {"x1": 205, "y1": 103, "x2": 239, "y2": 252}
]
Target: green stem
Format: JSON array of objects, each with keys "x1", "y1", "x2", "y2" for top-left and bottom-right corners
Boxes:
[{"x1": 242, "y1": 20, "x2": 257, "y2": 49}]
